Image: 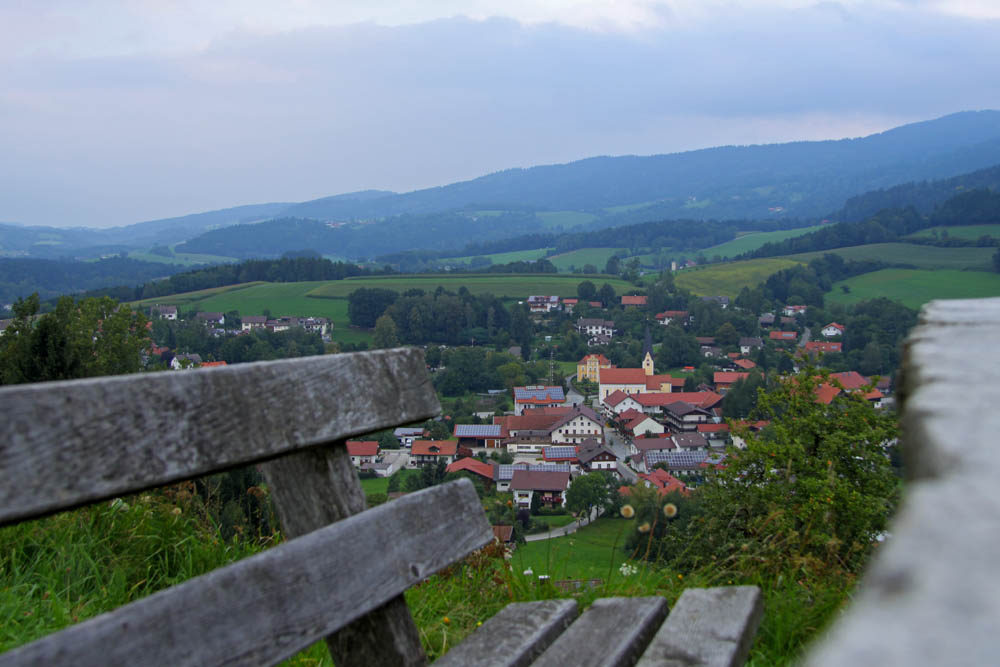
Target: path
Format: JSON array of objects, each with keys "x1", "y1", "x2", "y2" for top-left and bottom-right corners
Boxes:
[{"x1": 524, "y1": 507, "x2": 601, "y2": 541}]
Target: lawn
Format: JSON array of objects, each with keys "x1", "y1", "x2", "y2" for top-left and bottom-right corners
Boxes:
[
  {"x1": 132, "y1": 282, "x2": 266, "y2": 308},
  {"x1": 673, "y1": 258, "x2": 803, "y2": 297},
  {"x1": 359, "y1": 469, "x2": 421, "y2": 495},
  {"x1": 788, "y1": 243, "x2": 995, "y2": 271},
  {"x1": 906, "y1": 224, "x2": 1000, "y2": 240},
  {"x1": 703, "y1": 225, "x2": 826, "y2": 259},
  {"x1": 547, "y1": 248, "x2": 624, "y2": 272},
  {"x1": 827, "y1": 268, "x2": 1000, "y2": 310},
  {"x1": 306, "y1": 274, "x2": 634, "y2": 299},
  {"x1": 512, "y1": 518, "x2": 633, "y2": 581}
]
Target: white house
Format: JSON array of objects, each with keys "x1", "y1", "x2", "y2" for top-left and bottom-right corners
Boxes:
[{"x1": 821, "y1": 322, "x2": 845, "y2": 337}]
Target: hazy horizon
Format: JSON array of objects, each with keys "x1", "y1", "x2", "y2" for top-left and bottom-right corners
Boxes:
[{"x1": 3, "y1": 1, "x2": 999, "y2": 228}]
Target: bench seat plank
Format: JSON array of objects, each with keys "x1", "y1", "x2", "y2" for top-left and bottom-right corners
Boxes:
[
  {"x1": 635, "y1": 586, "x2": 763, "y2": 667},
  {"x1": 434, "y1": 599, "x2": 579, "y2": 667},
  {"x1": 0, "y1": 479, "x2": 491, "y2": 667},
  {"x1": 0, "y1": 348, "x2": 439, "y2": 526},
  {"x1": 532, "y1": 597, "x2": 669, "y2": 667}
]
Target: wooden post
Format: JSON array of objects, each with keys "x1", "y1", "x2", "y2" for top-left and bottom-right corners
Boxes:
[{"x1": 263, "y1": 443, "x2": 428, "y2": 666}]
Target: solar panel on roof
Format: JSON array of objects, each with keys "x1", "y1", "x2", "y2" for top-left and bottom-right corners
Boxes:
[
  {"x1": 514, "y1": 387, "x2": 566, "y2": 401},
  {"x1": 544, "y1": 446, "x2": 577, "y2": 459},
  {"x1": 454, "y1": 424, "x2": 502, "y2": 437}
]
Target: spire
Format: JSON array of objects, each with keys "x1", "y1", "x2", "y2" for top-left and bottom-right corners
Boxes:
[{"x1": 642, "y1": 324, "x2": 655, "y2": 376}]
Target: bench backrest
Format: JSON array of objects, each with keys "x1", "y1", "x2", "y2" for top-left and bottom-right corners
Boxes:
[{"x1": 0, "y1": 349, "x2": 493, "y2": 666}]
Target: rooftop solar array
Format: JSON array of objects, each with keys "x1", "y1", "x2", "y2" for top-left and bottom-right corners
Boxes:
[
  {"x1": 454, "y1": 424, "x2": 503, "y2": 437},
  {"x1": 644, "y1": 450, "x2": 708, "y2": 469},
  {"x1": 497, "y1": 463, "x2": 571, "y2": 480},
  {"x1": 514, "y1": 386, "x2": 566, "y2": 401},
  {"x1": 543, "y1": 446, "x2": 577, "y2": 459}
]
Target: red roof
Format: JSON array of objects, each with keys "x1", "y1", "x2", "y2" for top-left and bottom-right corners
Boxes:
[
  {"x1": 823, "y1": 322, "x2": 845, "y2": 331},
  {"x1": 621, "y1": 295, "x2": 648, "y2": 306},
  {"x1": 602, "y1": 390, "x2": 633, "y2": 407},
  {"x1": 714, "y1": 371, "x2": 750, "y2": 385},
  {"x1": 625, "y1": 415, "x2": 661, "y2": 433},
  {"x1": 494, "y1": 413, "x2": 562, "y2": 435},
  {"x1": 655, "y1": 310, "x2": 688, "y2": 320},
  {"x1": 697, "y1": 423, "x2": 730, "y2": 433},
  {"x1": 646, "y1": 374, "x2": 683, "y2": 390},
  {"x1": 579, "y1": 353, "x2": 612, "y2": 365},
  {"x1": 510, "y1": 470, "x2": 570, "y2": 491},
  {"x1": 634, "y1": 391, "x2": 723, "y2": 410},
  {"x1": 733, "y1": 358, "x2": 757, "y2": 370},
  {"x1": 201, "y1": 361, "x2": 228, "y2": 367},
  {"x1": 600, "y1": 368, "x2": 648, "y2": 385},
  {"x1": 618, "y1": 408, "x2": 644, "y2": 422},
  {"x1": 346, "y1": 440, "x2": 379, "y2": 457},
  {"x1": 588, "y1": 301, "x2": 602, "y2": 307},
  {"x1": 634, "y1": 469, "x2": 689, "y2": 496},
  {"x1": 769, "y1": 331, "x2": 798, "y2": 340},
  {"x1": 446, "y1": 457, "x2": 495, "y2": 480},
  {"x1": 562, "y1": 298, "x2": 579, "y2": 305},
  {"x1": 411, "y1": 440, "x2": 458, "y2": 456}
]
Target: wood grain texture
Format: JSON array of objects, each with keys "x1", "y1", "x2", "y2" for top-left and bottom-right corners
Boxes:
[
  {"x1": 433, "y1": 599, "x2": 579, "y2": 667},
  {"x1": 635, "y1": 586, "x2": 763, "y2": 667},
  {"x1": 262, "y1": 442, "x2": 426, "y2": 666},
  {"x1": 0, "y1": 348, "x2": 440, "y2": 526},
  {"x1": 0, "y1": 479, "x2": 492, "y2": 667},
  {"x1": 532, "y1": 597, "x2": 669, "y2": 667}
]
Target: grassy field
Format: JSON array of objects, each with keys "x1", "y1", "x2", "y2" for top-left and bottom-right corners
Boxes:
[
  {"x1": 128, "y1": 250, "x2": 238, "y2": 266},
  {"x1": 512, "y1": 518, "x2": 631, "y2": 581},
  {"x1": 547, "y1": 248, "x2": 624, "y2": 272},
  {"x1": 789, "y1": 243, "x2": 995, "y2": 270},
  {"x1": 133, "y1": 282, "x2": 266, "y2": 308},
  {"x1": 703, "y1": 225, "x2": 826, "y2": 259},
  {"x1": 906, "y1": 224, "x2": 1000, "y2": 240},
  {"x1": 827, "y1": 269, "x2": 1000, "y2": 309},
  {"x1": 673, "y1": 258, "x2": 803, "y2": 297},
  {"x1": 359, "y1": 469, "x2": 422, "y2": 495},
  {"x1": 445, "y1": 248, "x2": 551, "y2": 265},
  {"x1": 536, "y1": 211, "x2": 599, "y2": 229},
  {"x1": 306, "y1": 274, "x2": 634, "y2": 299}
]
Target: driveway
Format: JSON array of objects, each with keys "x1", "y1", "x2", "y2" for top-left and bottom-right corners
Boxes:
[{"x1": 524, "y1": 507, "x2": 601, "y2": 541}]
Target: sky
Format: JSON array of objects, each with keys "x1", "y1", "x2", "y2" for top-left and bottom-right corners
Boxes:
[{"x1": 1, "y1": 1, "x2": 999, "y2": 228}]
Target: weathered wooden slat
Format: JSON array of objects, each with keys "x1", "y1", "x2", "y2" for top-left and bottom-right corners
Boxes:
[
  {"x1": 0, "y1": 479, "x2": 492, "y2": 667},
  {"x1": 434, "y1": 599, "x2": 579, "y2": 667},
  {"x1": 0, "y1": 348, "x2": 440, "y2": 526},
  {"x1": 262, "y1": 442, "x2": 427, "y2": 666},
  {"x1": 532, "y1": 597, "x2": 669, "y2": 667},
  {"x1": 635, "y1": 586, "x2": 763, "y2": 667}
]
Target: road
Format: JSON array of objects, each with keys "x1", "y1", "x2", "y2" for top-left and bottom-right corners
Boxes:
[
  {"x1": 563, "y1": 373, "x2": 585, "y2": 407},
  {"x1": 524, "y1": 507, "x2": 601, "y2": 541}
]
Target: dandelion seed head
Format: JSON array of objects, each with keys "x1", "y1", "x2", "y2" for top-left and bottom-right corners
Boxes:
[
  {"x1": 620, "y1": 504, "x2": 635, "y2": 519},
  {"x1": 663, "y1": 503, "x2": 678, "y2": 519}
]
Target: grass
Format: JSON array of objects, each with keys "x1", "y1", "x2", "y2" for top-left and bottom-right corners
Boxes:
[
  {"x1": 513, "y1": 518, "x2": 630, "y2": 580},
  {"x1": 906, "y1": 224, "x2": 1000, "y2": 240},
  {"x1": 547, "y1": 248, "x2": 624, "y2": 272},
  {"x1": 827, "y1": 268, "x2": 1000, "y2": 309},
  {"x1": 673, "y1": 258, "x2": 804, "y2": 297},
  {"x1": 535, "y1": 211, "x2": 599, "y2": 229},
  {"x1": 359, "y1": 468, "x2": 422, "y2": 495},
  {"x1": 305, "y1": 274, "x2": 635, "y2": 299},
  {"x1": 127, "y1": 250, "x2": 237, "y2": 266},
  {"x1": 445, "y1": 248, "x2": 552, "y2": 265},
  {"x1": 788, "y1": 243, "x2": 995, "y2": 270},
  {"x1": 703, "y1": 225, "x2": 826, "y2": 259}
]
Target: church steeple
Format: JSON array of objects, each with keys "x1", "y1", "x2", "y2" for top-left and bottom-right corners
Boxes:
[{"x1": 642, "y1": 325, "x2": 654, "y2": 376}]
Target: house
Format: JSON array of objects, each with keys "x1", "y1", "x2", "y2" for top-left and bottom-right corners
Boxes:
[
  {"x1": 632, "y1": 391, "x2": 723, "y2": 416},
  {"x1": 152, "y1": 305, "x2": 177, "y2": 320},
  {"x1": 547, "y1": 406, "x2": 604, "y2": 445},
  {"x1": 409, "y1": 440, "x2": 458, "y2": 467},
  {"x1": 630, "y1": 468, "x2": 689, "y2": 496},
  {"x1": 702, "y1": 346, "x2": 722, "y2": 358},
  {"x1": 510, "y1": 469, "x2": 571, "y2": 509},
  {"x1": 494, "y1": 411, "x2": 563, "y2": 454},
  {"x1": 576, "y1": 438, "x2": 619, "y2": 474},
  {"x1": 561, "y1": 298, "x2": 579, "y2": 312},
  {"x1": 346, "y1": 440, "x2": 379, "y2": 467},
  {"x1": 542, "y1": 445, "x2": 579, "y2": 466},
  {"x1": 494, "y1": 463, "x2": 570, "y2": 492},
  {"x1": 821, "y1": 322, "x2": 845, "y2": 338},
  {"x1": 267, "y1": 316, "x2": 298, "y2": 332},
  {"x1": 661, "y1": 401, "x2": 715, "y2": 432},
  {"x1": 629, "y1": 437, "x2": 675, "y2": 471},
  {"x1": 672, "y1": 432, "x2": 710, "y2": 451},
  {"x1": 577, "y1": 353, "x2": 613, "y2": 383},
  {"x1": 730, "y1": 420, "x2": 769, "y2": 449},
  {"x1": 598, "y1": 367, "x2": 682, "y2": 400},
  {"x1": 170, "y1": 353, "x2": 202, "y2": 370},
  {"x1": 513, "y1": 386, "x2": 566, "y2": 415},
  {"x1": 576, "y1": 318, "x2": 615, "y2": 339},
  {"x1": 758, "y1": 313, "x2": 776, "y2": 327},
  {"x1": 621, "y1": 295, "x2": 648, "y2": 308},
  {"x1": 393, "y1": 427, "x2": 424, "y2": 448},
  {"x1": 196, "y1": 312, "x2": 225, "y2": 327},
  {"x1": 300, "y1": 317, "x2": 331, "y2": 336},
  {"x1": 643, "y1": 450, "x2": 710, "y2": 478},
  {"x1": 602, "y1": 390, "x2": 645, "y2": 417},
  {"x1": 241, "y1": 315, "x2": 267, "y2": 332},
  {"x1": 783, "y1": 305, "x2": 807, "y2": 317},
  {"x1": 803, "y1": 341, "x2": 843, "y2": 357},
  {"x1": 697, "y1": 423, "x2": 730, "y2": 447},
  {"x1": 445, "y1": 458, "x2": 496, "y2": 488},
  {"x1": 624, "y1": 413, "x2": 665, "y2": 439},
  {"x1": 454, "y1": 424, "x2": 504, "y2": 449},
  {"x1": 733, "y1": 358, "x2": 757, "y2": 370},
  {"x1": 527, "y1": 295, "x2": 561, "y2": 313},
  {"x1": 769, "y1": 331, "x2": 798, "y2": 343},
  {"x1": 739, "y1": 337, "x2": 764, "y2": 355},
  {"x1": 714, "y1": 371, "x2": 750, "y2": 395},
  {"x1": 655, "y1": 310, "x2": 689, "y2": 326},
  {"x1": 361, "y1": 461, "x2": 395, "y2": 478}
]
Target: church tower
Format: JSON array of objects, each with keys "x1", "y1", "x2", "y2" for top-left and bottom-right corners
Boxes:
[{"x1": 642, "y1": 325, "x2": 654, "y2": 376}]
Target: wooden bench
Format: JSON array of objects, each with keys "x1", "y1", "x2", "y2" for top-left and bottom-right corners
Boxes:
[{"x1": 0, "y1": 348, "x2": 762, "y2": 666}]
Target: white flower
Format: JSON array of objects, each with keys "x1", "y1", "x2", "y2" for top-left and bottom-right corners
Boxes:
[
  {"x1": 523, "y1": 568, "x2": 534, "y2": 576},
  {"x1": 619, "y1": 563, "x2": 638, "y2": 577}
]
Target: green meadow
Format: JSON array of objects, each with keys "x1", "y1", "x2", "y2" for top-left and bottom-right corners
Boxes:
[
  {"x1": 547, "y1": 248, "x2": 624, "y2": 272},
  {"x1": 673, "y1": 258, "x2": 803, "y2": 297},
  {"x1": 827, "y1": 269, "x2": 1000, "y2": 310},
  {"x1": 703, "y1": 225, "x2": 826, "y2": 259},
  {"x1": 512, "y1": 518, "x2": 631, "y2": 581},
  {"x1": 789, "y1": 243, "x2": 995, "y2": 270},
  {"x1": 445, "y1": 248, "x2": 551, "y2": 265},
  {"x1": 306, "y1": 274, "x2": 634, "y2": 299},
  {"x1": 906, "y1": 224, "x2": 1000, "y2": 240},
  {"x1": 127, "y1": 250, "x2": 238, "y2": 266}
]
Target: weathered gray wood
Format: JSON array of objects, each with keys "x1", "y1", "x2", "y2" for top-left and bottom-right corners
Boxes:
[
  {"x1": 0, "y1": 348, "x2": 439, "y2": 526},
  {"x1": 262, "y1": 442, "x2": 427, "y2": 666},
  {"x1": 434, "y1": 599, "x2": 579, "y2": 667},
  {"x1": 532, "y1": 597, "x2": 669, "y2": 667},
  {"x1": 805, "y1": 297, "x2": 1000, "y2": 666},
  {"x1": 0, "y1": 479, "x2": 492, "y2": 667},
  {"x1": 635, "y1": 586, "x2": 763, "y2": 667}
]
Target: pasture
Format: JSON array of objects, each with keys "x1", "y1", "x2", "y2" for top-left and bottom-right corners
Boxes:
[
  {"x1": 306, "y1": 274, "x2": 633, "y2": 299},
  {"x1": 127, "y1": 250, "x2": 237, "y2": 266},
  {"x1": 673, "y1": 258, "x2": 803, "y2": 297},
  {"x1": 788, "y1": 243, "x2": 995, "y2": 270},
  {"x1": 445, "y1": 248, "x2": 551, "y2": 266},
  {"x1": 906, "y1": 224, "x2": 1000, "y2": 240},
  {"x1": 512, "y1": 518, "x2": 631, "y2": 581},
  {"x1": 827, "y1": 269, "x2": 1000, "y2": 310},
  {"x1": 703, "y1": 225, "x2": 826, "y2": 259},
  {"x1": 547, "y1": 248, "x2": 624, "y2": 272}
]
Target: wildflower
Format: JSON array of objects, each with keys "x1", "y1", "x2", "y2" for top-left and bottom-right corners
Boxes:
[
  {"x1": 523, "y1": 568, "x2": 533, "y2": 576},
  {"x1": 663, "y1": 503, "x2": 678, "y2": 519},
  {"x1": 477, "y1": 621, "x2": 483, "y2": 627},
  {"x1": 678, "y1": 574, "x2": 684, "y2": 580},
  {"x1": 638, "y1": 522, "x2": 651, "y2": 533},
  {"x1": 171, "y1": 507, "x2": 182, "y2": 515},
  {"x1": 620, "y1": 504, "x2": 635, "y2": 519},
  {"x1": 443, "y1": 616, "x2": 450, "y2": 625},
  {"x1": 619, "y1": 563, "x2": 638, "y2": 577}
]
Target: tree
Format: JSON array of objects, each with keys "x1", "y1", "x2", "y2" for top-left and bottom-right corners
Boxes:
[
  {"x1": 992, "y1": 248, "x2": 1000, "y2": 273},
  {"x1": 604, "y1": 255, "x2": 621, "y2": 275},
  {"x1": 565, "y1": 472, "x2": 617, "y2": 524},
  {"x1": 597, "y1": 283, "x2": 617, "y2": 308},
  {"x1": 695, "y1": 367, "x2": 898, "y2": 575},
  {"x1": 347, "y1": 287, "x2": 398, "y2": 328},
  {"x1": 373, "y1": 313, "x2": 400, "y2": 349},
  {"x1": 715, "y1": 322, "x2": 740, "y2": 347},
  {"x1": 577, "y1": 280, "x2": 597, "y2": 301}
]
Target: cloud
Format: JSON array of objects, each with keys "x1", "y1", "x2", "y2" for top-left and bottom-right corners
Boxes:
[{"x1": 0, "y1": 3, "x2": 998, "y2": 226}]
